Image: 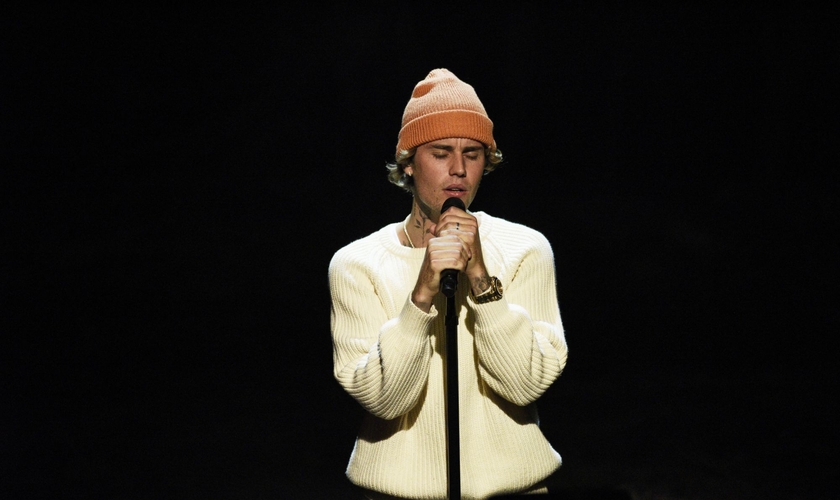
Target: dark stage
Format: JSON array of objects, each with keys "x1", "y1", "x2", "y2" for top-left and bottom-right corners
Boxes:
[{"x1": 2, "y1": 4, "x2": 837, "y2": 500}]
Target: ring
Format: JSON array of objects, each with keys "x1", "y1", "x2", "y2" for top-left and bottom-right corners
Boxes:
[{"x1": 456, "y1": 222, "x2": 460, "y2": 230}]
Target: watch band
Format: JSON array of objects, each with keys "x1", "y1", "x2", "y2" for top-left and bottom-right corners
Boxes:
[{"x1": 473, "y1": 276, "x2": 503, "y2": 304}]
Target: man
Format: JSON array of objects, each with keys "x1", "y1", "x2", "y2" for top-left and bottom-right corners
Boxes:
[{"x1": 329, "y1": 68, "x2": 568, "y2": 499}]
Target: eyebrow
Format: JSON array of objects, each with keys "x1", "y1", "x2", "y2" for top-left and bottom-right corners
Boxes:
[{"x1": 429, "y1": 143, "x2": 484, "y2": 153}]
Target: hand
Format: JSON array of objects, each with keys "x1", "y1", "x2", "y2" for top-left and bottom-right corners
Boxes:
[
  {"x1": 410, "y1": 208, "x2": 488, "y2": 312},
  {"x1": 434, "y1": 207, "x2": 487, "y2": 280},
  {"x1": 411, "y1": 232, "x2": 470, "y2": 312}
]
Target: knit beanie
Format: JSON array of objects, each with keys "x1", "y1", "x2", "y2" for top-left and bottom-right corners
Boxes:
[{"x1": 396, "y1": 68, "x2": 495, "y2": 156}]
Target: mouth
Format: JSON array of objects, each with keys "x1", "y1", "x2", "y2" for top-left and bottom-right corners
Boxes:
[{"x1": 444, "y1": 185, "x2": 468, "y2": 197}]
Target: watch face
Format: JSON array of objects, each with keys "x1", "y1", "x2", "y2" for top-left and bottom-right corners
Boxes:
[{"x1": 474, "y1": 277, "x2": 503, "y2": 303}]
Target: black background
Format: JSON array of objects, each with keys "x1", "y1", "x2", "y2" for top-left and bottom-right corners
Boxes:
[{"x1": 2, "y1": 3, "x2": 837, "y2": 500}]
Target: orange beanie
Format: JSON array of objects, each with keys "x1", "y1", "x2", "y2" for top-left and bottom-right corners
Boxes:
[{"x1": 396, "y1": 68, "x2": 496, "y2": 156}]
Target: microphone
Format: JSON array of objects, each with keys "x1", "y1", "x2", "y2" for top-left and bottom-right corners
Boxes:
[{"x1": 439, "y1": 197, "x2": 465, "y2": 298}]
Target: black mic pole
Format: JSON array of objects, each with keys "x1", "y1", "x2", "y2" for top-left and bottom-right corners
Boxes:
[
  {"x1": 444, "y1": 285, "x2": 460, "y2": 500},
  {"x1": 439, "y1": 197, "x2": 464, "y2": 499}
]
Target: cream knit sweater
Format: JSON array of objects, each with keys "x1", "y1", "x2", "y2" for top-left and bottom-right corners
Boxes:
[{"x1": 329, "y1": 212, "x2": 568, "y2": 499}]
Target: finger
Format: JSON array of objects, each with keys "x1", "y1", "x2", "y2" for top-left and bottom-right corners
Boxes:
[
  {"x1": 429, "y1": 247, "x2": 468, "y2": 270},
  {"x1": 432, "y1": 241, "x2": 471, "y2": 261},
  {"x1": 436, "y1": 227, "x2": 474, "y2": 258},
  {"x1": 440, "y1": 213, "x2": 476, "y2": 232}
]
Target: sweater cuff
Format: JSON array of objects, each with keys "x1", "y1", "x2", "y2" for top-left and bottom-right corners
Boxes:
[
  {"x1": 466, "y1": 294, "x2": 509, "y2": 324},
  {"x1": 399, "y1": 295, "x2": 439, "y2": 335}
]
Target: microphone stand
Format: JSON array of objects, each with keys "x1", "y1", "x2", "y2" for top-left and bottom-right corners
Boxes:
[
  {"x1": 443, "y1": 281, "x2": 460, "y2": 499},
  {"x1": 438, "y1": 197, "x2": 465, "y2": 499}
]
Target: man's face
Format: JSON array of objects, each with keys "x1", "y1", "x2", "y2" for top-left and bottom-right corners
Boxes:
[{"x1": 405, "y1": 137, "x2": 487, "y2": 219}]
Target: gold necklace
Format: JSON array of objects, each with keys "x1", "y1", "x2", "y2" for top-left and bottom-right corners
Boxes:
[{"x1": 402, "y1": 218, "x2": 416, "y2": 248}]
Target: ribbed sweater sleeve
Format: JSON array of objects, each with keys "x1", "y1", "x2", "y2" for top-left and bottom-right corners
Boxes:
[
  {"x1": 472, "y1": 225, "x2": 568, "y2": 406},
  {"x1": 329, "y1": 244, "x2": 437, "y2": 420}
]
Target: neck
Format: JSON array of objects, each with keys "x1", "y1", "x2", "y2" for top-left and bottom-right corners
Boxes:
[{"x1": 406, "y1": 199, "x2": 434, "y2": 248}]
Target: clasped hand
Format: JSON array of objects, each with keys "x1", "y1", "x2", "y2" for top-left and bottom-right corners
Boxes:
[{"x1": 411, "y1": 208, "x2": 487, "y2": 312}]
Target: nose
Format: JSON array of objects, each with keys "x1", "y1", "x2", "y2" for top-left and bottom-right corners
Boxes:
[{"x1": 449, "y1": 155, "x2": 466, "y2": 177}]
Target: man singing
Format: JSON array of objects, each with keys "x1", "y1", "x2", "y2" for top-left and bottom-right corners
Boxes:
[{"x1": 329, "y1": 68, "x2": 568, "y2": 499}]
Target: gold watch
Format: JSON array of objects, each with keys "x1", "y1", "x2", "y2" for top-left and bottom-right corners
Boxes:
[{"x1": 473, "y1": 276, "x2": 504, "y2": 304}]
